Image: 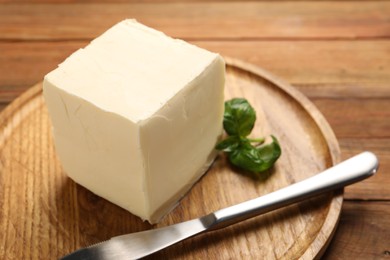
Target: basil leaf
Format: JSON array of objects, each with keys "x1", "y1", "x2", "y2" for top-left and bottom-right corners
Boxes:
[
  {"x1": 215, "y1": 136, "x2": 240, "y2": 152},
  {"x1": 228, "y1": 145, "x2": 265, "y2": 173},
  {"x1": 256, "y1": 135, "x2": 282, "y2": 172},
  {"x1": 223, "y1": 98, "x2": 256, "y2": 137},
  {"x1": 216, "y1": 98, "x2": 282, "y2": 176}
]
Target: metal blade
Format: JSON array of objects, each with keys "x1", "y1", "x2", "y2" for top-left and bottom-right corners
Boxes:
[{"x1": 61, "y1": 215, "x2": 214, "y2": 260}]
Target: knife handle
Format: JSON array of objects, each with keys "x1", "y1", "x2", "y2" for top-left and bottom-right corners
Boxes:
[{"x1": 208, "y1": 151, "x2": 378, "y2": 230}]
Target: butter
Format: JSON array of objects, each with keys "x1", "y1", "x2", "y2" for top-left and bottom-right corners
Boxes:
[{"x1": 43, "y1": 20, "x2": 225, "y2": 223}]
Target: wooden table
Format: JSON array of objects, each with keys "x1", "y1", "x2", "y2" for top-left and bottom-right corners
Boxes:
[{"x1": 1, "y1": 1, "x2": 389, "y2": 259}]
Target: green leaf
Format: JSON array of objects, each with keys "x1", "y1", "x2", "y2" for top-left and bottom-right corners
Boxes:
[
  {"x1": 223, "y1": 98, "x2": 256, "y2": 137},
  {"x1": 256, "y1": 135, "x2": 282, "y2": 172},
  {"x1": 228, "y1": 144, "x2": 264, "y2": 173},
  {"x1": 215, "y1": 136, "x2": 240, "y2": 152},
  {"x1": 216, "y1": 98, "x2": 282, "y2": 176}
]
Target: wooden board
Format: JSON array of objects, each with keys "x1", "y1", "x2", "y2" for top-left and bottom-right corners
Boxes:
[
  {"x1": 322, "y1": 201, "x2": 390, "y2": 259},
  {"x1": 0, "y1": 58, "x2": 342, "y2": 259},
  {"x1": 1, "y1": 2, "x2": 389, "y2": 40}
]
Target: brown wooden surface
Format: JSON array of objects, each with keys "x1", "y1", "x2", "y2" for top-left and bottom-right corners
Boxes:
[
  {"x1": 0, "y1": 1, "x2": 389, "y2": 259},
  {"x1": 1, "y1": 62, "x2": 342, "y2": 259}
]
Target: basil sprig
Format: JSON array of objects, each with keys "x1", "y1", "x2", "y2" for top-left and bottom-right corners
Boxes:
[{"x1": 216, "y1": 98, "x2": 281, "y2": 174}]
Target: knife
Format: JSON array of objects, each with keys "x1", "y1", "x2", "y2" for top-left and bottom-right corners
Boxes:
[{"x1": 61, "y1": 151, "x2": 378, "y2": 260}]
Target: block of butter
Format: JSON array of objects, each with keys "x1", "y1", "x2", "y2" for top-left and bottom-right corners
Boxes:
[{"x1": 43, "y1": 19, "x2": 225, "y2": 223}]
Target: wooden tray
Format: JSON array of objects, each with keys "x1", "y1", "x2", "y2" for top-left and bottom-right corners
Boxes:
[{"x1": 0, "y1": 58, "x2": 342, "y2": 259}]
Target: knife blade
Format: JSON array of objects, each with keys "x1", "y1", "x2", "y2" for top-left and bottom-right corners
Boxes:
[{"x1": 61, "y1": 151, "x2": 379, "y2": 260}]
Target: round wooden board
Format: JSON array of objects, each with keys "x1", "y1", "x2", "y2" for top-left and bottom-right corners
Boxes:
[{"x1": 0, "y1": 58, "x2": 342, "y2": 259}]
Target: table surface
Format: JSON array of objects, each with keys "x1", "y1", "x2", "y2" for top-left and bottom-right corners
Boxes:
[{"x1": 0, "y1": 0, "x2": 389, "y2": 259}]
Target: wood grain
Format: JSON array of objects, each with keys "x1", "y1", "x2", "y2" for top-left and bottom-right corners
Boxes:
[
  {"x1": 323, "y1": 201, "x2": 390, "y2": 259},
  {"x1": 312, "y1": 98, "x2": 390, "y2": 139},
  {"x1": 1, "y1": 2, "x2": 389, "y2": 40},
  {"x1": 197, "y1": 41, "x2": 390, "y2": 89},
  {"x1": 0, "y1": 60, "x2": 342, "y2": 259}
]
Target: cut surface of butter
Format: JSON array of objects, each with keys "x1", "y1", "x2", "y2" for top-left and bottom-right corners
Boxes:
[{"x1": 43, "y1": 19, "x2": 225, "y2": 223}]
